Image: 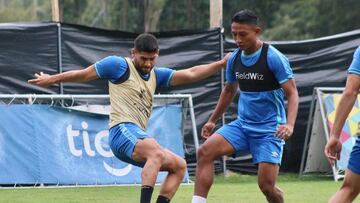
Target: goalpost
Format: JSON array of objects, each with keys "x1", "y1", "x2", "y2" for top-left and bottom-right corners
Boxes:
[{"x1": 0, "y1": 94, "x2": 198, "y2": 187}]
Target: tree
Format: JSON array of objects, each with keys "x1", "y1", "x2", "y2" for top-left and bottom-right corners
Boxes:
[
  {"x1": 0, "y1": 0, "x2": 51, "y2": 23},
  {"x1": 261, "y1": 0, "x2": 318, "y2": 40}
]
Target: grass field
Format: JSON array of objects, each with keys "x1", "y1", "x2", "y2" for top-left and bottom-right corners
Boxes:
[{"x1": 0, "y1": 173, "x2": 359, "y2": 203}]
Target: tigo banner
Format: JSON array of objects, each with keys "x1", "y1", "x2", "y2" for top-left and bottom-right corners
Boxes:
[{"x1": 0, "y1": 104, "x2": 189, "y2": 185}]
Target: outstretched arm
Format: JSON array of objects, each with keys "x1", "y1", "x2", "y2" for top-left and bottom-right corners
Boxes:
[
  {"x1": 201, "y1": 82, "x2": 238, "y2": 139},
  {"x1": 28, "y1": 65, "x2": 98, "y2": 87},
  {"x1": 170, "y1": 53, "x2": 230, "y2": 86},
  {"x1": 276, "y1": 79, "x2": 299, "y2": 140},
  {"x1": 325, "y1": 74, "x2": 360, "y2": 165}
]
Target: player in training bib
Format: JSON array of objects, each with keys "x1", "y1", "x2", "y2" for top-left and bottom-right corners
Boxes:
[
  {"x1": 192, "y1": 10, "x2": 299, "y2": 203},
  {"x1": 29, "y1": 33, "x2": 229, "y2": 203}
]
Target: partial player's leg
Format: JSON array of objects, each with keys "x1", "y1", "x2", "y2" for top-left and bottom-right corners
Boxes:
[
  {"x1": 328, "y1": 138, "x2": 360, "y2": 203},
  {"x1": 133, "y1": 138, "x2": 187, "y2": 203},
  {"x1": 193, "y1": 120, "x2": 247, "y2": 203},
  {"x1": 193, "y1": 134, "x2": 236, "y2": 199},
  {"x1": 157, "y1": 149, "x2": 187, "y2": 200},
  {"x1": 248, "y1": 128, "x2": 285, "y2": 203},
  {"x1": 109, "y1": 123, "x2": 179, "y2": 203},
  {"x1": 257, "y1": 162, "x2": 283, "y2": 203},
  {"x1": 328, "y1": 169, "x2": 360, "y2": 203},
  {"x1": 132, "y1": 138, "x2": 167, "y2": 187}
]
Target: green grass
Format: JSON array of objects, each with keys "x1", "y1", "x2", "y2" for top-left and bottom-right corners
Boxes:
[{"x1": 0, "y1": 173, "x2": 359, "y2": 203}]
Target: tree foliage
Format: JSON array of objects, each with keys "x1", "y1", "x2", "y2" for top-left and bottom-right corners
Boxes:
[{"x1": 0, "y1": 0, "x2": 359, "y2": 40}]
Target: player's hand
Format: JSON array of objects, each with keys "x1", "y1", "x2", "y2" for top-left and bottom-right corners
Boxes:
[
  {"x1": 275, "y1": 124, "x2": 293, "y2": 140},
  {"x1": 28, "y1": 72, "x2": 53, "y2": 87},
  {"x1": 220, "y1": 52, "x2": 231, "y2": 68},
  {"x1": 324, "y1": 136, "x2": 342, "y2": 166},
  {"x1": 201, "y1": 122, "x2": 216, "y2": 139}
]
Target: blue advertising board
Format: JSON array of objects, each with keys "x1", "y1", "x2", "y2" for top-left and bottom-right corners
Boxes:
[{"x1": 0, "y1": 104, "x2": 189, "y2": 185}]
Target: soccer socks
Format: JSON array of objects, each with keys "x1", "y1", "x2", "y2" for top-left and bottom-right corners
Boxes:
[
  {"x1": 140, "y1": 186, "x2": 171, "y2": 203},
  {"x1": 140, "y1": 185, "x2": 154, "y2": 203},
  {"x1": 156, "y1": 195, "x2": 171, "y2": 203},
  {"x1": 191, "y1": 195, "x2": 207, "y2": 203}
]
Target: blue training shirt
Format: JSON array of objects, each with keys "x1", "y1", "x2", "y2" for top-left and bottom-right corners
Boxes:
[
  {"x1": 226, "y1": 45, "x2": 294, "y2": 127},
  {"x1": 94, "y1": 56, "x2": 175, "y2": 88},
  {"x1": 348, "y1": 46, "x2": 360, "y2": 75}
]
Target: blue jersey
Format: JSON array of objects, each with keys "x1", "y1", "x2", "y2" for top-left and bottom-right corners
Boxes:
[
  {"x1": 348, "y1": 46, "x2": 360, "y2": 75},
  {"x1": 226, "y1": 45, "x2": 294, "y2": 126},
  {"x1": 94, "y1": 55, "x2": 175, "y2": 88}
]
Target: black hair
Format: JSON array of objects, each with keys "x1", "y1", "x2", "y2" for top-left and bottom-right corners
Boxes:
[
  {"x1": 231, "y1": 9, "x2": 258, "y2": 25},
  {"x1": 134, "y1": 33, "x2": 159, "y2": 52}
]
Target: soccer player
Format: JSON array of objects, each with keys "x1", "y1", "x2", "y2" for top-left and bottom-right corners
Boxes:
[
  {"x1": 28, "y1": 33, "x2": 228, "y2": 203},
  {"x1": 192, "y1": 10, "x2": 299, "y2": 203},
  {"x1": 324, "y1": 46, "x2": 360, "y2": 203}
]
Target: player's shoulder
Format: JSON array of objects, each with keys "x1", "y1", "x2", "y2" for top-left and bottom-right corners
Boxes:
[
  {"x1": 106, "y1": 55, "x2": 126, "y2": 62},
  {"x1": 266, "y1": 44, "x2": 290, "y2": 66},
  {"x1": 354, "y1": 46, "x2": 360, "y2": 57},
  {"x1": 154, "y1": 66, "x2": 171, "y2": 70},
  {"x1": 231, "y1": 48, "x2": 241, "y2": 58},
  {"x1": 267, "y1": 45, "x2": 287, "y2": 60},
  {"x1": 153, "y1": 67, "x2": 174, "y2": 77},
  {"x1": 228, "y1": 48, "x2": 241, "y2": 66}
]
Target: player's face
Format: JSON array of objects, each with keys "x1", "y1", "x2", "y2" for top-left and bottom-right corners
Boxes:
[
  {"x1": 231, "y1": 22, "x2": 260, "y2": 52},
  {"x1": 131, "y1": 49, "x2": 159, "y2": 74}
]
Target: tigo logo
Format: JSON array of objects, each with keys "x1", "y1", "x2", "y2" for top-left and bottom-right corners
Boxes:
[{"x1": 66, "y1": 121, "x2": 132, "y2": 176}]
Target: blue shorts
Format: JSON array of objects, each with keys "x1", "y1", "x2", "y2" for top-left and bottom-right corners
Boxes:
[
  {"x1": 109, "y1": 122, "x2": 151, "y2": 167},
  {"x1": 348, "y1": 137, "x2": 360, "y2": 175},
  {"x1": 216, "y1": 119, "x2": 285, "y2": 164}
]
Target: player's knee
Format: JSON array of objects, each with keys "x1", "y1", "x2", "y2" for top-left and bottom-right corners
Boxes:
[
  {"x1": 258, "y1": 182, "x2": 275, "y2": 196},
  {"x1": 197, "y1": 144, "x2": 214, "y2": 160},
  {"x1": 340, "y1": 183, "x2": 360, "y2": 198},
  {"x1": 171, "y1": 158, "x2": 187, "y2": 177},
  {"x1": 169, "y1": 157, "x2": 187, "y2": 174},
  {"x1": 149, "y1": 149, "x2": 166, "y2": 165},
  {"x1": 178, "y1": 158, "x2": 187, "y2": 174}
]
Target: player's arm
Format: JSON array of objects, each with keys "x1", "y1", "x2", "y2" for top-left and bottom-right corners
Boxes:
[
  {"x1": 276, "y1": 79, "x2": 299, "y2": 140},
  {"x1": 267, "y1": 48, "x2": 299, "y2": 140},
  {"x1": 325, "y1": 48, "x2": 360, "y2": 165},
  {"x1": 331, "y1": 74, "x2": 360, "y2": 138},
  {"x1": 331, "y1": 47, "x2": 360, "y2": 139},
  {"x1": 28, "y1": 65, "x2": 98, "y2": 87},
  {"x1": 170, "y1": 53, "x2": 230, "y2": 86},
  {"x1": 208, "y1": 82, "x2": 238, "y2": 123},
  {"x1": 201, "y1": 82, "x2": 238, "y2": 139},
  {"x1": 324, "y1": 74, "x2": 360, "y2": 164},
  {"x1": 28, "y1": 56, "x2": 127, "y2": 87}
]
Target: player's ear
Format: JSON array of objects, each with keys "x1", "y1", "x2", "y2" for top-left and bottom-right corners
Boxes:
[
  {"x1": 254, "y1": 26, "x2": 261, "y2": 35},
  {"x1": 131, "y1": 48, "x2": 136, "y2": 57}
]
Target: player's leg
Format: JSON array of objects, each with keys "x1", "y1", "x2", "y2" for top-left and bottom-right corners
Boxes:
[
  {"x1": 328, "y1": 169, "x2": 360, "y2": 203},
  {"x1": 132, "y1": 138, "x2": 167, "y2": 187},
  {"x1": 193, "y1": 133, "x2": 235, "y2": 202},
  {"x1": 132, "y1": 139, "x2": 187, "y2": 202},
  {"x1": 193, "y1": 133, "x2": 235, "y2": 199},
  {"x1": 155, "y1": 149, "x2": 187, "y2": 201},
  {"x1": 257, "y1": 162, "x2": 283, "y2": 203},
  {"x1": 193, "y1": 120, "x2": 248, "y2": 203},
  {"x1": 329, "y1": 138, "x2": 360, "y2": 203},
  {"x1": 109, "y1": 123, "x2": 167, "y2": 203},
  {"x1": 249, "y1": 129, "x2": 285, "y2": 203}
]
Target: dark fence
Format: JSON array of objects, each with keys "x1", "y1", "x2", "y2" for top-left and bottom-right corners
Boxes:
[{"x1": 1, "y1": 22, "x2": 359, "y2": 173}]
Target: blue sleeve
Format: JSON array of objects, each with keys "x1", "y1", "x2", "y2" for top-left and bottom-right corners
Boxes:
[
  {"x1": 94, "y1": 56, "x2": 128, "y2": 83},
  {"x1": 267, "y1": 46, "x2": 294, "y2": 84},
  {"x1": 154, "y1": 67, "x2": 175, "y2": 88},
  {"x1": 225, "y1": 49, "x2": 239, "y2": 83},
  {"x1": 348, "y1": 47, "x2": 360, "y2": 75}
]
